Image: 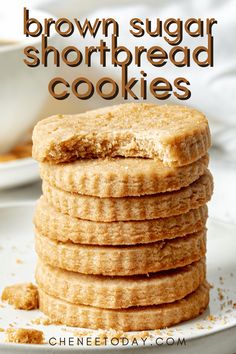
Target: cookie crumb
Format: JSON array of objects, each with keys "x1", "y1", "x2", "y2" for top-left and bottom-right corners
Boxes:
[
  {"x1": 31, "y1": 316, "x2": 60, "y2": 326},
  {"x1": 217, "y1": 287, "x2": 224, "y2": 301},
  {"x1": 196, "y1": 323, "x2": 204, "y2": 329},
  {"x1": 206, "y1": 315, "x2": 216, "y2": 322},
  {"x1": 16, "y1": 259, "x2": 23, "y2": 264},
  {"x1": 219, "y1": 276, "x2": 224, "y2": 285},
  {"x1": 220, "y1": 303, "x2": 226, "y2": 310},
  {"x1": 5, "y1": 328, "x2": 44, "y2": 344},
  {"x1": 1, "y1": 283, "x2": 39, "y2": 310}
]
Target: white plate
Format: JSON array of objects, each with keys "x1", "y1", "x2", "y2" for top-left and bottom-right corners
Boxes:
[
  {"x1": 0, "y1": 203, "x2": 235, "y2": 354},
  {"x1": 0, "y1": 159, "x2": 39, "y2": 189}
]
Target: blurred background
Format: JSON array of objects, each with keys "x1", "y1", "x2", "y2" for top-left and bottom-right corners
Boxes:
[{"x1": 0, "y1": 0, "x2": 235, "y2": 224}]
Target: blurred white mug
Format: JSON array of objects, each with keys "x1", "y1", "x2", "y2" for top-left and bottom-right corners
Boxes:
[{"x1": 0, "y1": 7, "x2": 57, "y2": 153}]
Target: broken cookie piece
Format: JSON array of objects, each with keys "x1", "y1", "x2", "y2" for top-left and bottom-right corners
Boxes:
[
  {"x1": 5, "y1": 328, "x2": 44, "y2": 344},
  {"x1": 1, "y1": 283, "x2": 39, "y2": 310}
]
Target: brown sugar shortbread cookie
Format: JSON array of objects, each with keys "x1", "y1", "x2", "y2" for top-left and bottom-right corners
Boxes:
[
  {"x1": 42, "y1": 171, "x2": 213, "y2": 222},
  {"x1": 38, "y1": 282, "x2": 210, "y2": 331},
  {"x1": 34, "y1": 196, "x2": 208, "y2": 245},
  {"x1": 36, "y1": 258, "x2": 206, "y2": 309},
  {"x1": 32, "y1": 103, "x2": 211, "y2": 167},
  {"x1": 35, "y1": 230, "x2": 206, "y2": 276},
  {"x1": 39, "y1": 155, "x2": 209, "y2": 197}
]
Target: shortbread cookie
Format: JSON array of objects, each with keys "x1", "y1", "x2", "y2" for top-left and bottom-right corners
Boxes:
[
  {"x1": 35, "y1": 230, "x2": 206, "y2": 276},
  {"x1": 34, "y1": 196, "x2": 208, "y2": 245},
  {"x1": 42, "y1": 171, "x2": 213, "y2": 222},
  {"x1": 38, "y1": 282, "x2": 210, "y2": 331},
  {"x1": 39, "y1": 155, "x2": 209, "y2": 197},
  {"x1": 36, "y1": 258, "x2": 206, "y2": 309},
  {"x1": 32, "y1": 103, "x2": 211, "y2": 166}
]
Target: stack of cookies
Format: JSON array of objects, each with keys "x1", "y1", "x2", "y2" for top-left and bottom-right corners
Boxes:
[{"x1": 33, "y1": 103, "x2": 213, "y2": 331}]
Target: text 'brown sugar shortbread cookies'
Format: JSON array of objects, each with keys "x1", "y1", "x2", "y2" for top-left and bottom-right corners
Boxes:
[
  {"x1": 34, "y1": 196, "x2": 208, "y2": 245},
  {"x1": 32, "y1": 103, "x2": 211, "y2": 167},
  {"x1": 42, "y1": 170, "x2": 213, "y2": 222},
  {"x1": 35, "y1": 230, "x2": 206, "y2": 276},
  {"x1": 39, "y1": 155, "x2": 209, "y2": 198},
  {"x1": 38, "y1": 282, "x2": 210, "y2": 331},
  {"x1": 36, "y1": 258, "x2": 206, "y2": 309}
]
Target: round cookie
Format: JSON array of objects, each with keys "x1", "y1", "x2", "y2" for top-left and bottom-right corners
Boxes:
[
  {"x1": 36, "y1": 258, "x2": 206, "y2": 309},
  {"x1": 33, "y1": 103, "x2": 211, "y2": 167},
  {"x1": 42, "y1": 171, "x2": 213, "y2": 222},
  {"x1": 34, "y1": 197, "x2": 208, "y2": 245},
  {"x1": 38, "y1": 282, "x2": 210, "y2": 331},
  {"x1": 39, "y1": 155, "x2": 209, "y2": 197},
  {"x1": 35, "y1": 230, "x2": 206, "y2": 276}
]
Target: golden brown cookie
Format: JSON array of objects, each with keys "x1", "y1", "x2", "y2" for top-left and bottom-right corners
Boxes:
[
  {"x1": 39, "y1": 155, "x2": 209, "y2": 197},
  {"x1": 32, "y1": 103, "x2": 211, "y2": 167},
  {"x1": 38, "y1": 282, "x2": 210, "y2": 331},
  {"x1": 34, "y1": 196, "x2": 208, "y2": 245},
  {"x1": 36, "y1": 258, "x2": 206, "y2": 309},
  {"x1": 35, "y1": 230, "x2": 206, "y2": 276},
  {"x1": 42, "y1": 171, "x2": 213, "y2": 222}
]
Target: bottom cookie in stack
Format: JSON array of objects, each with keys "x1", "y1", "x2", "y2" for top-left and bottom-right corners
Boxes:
[
  {"x1": 35, "y1": 223, "x2": 209, "y2": 330},
  {"x1": 35, "y1": 259, "x2": 209, "y2": 331}
]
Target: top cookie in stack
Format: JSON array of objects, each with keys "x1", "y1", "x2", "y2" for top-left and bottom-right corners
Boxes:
[
  {"x1": 33, "y1": 103, "x2": 213, "y2": 331},
  {"x1": 33, "y1": 103, "x2": 210, "y2": 166}
]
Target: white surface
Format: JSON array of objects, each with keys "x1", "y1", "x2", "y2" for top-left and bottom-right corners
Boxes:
[
  {"x1": 0, "y1": 203, "x2": 235, "y2": 353},
  {"x1": 0, "y1": 158, "x2": 39, "y2": 190}
]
